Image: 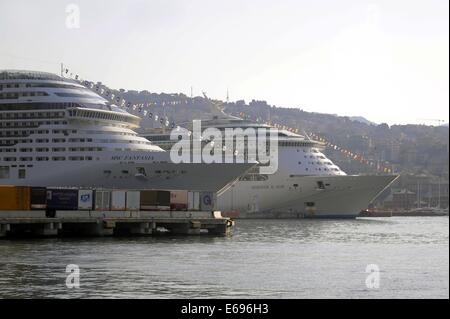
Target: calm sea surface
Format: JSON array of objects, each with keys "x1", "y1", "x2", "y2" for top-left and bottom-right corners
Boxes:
[{"x1": 0, "y1": 217, "x2": 448, "y2": 299}]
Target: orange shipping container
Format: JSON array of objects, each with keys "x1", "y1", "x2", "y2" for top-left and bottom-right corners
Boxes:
[{"x1": 0, "y1": 186, "x2": 31, "y2": 210}]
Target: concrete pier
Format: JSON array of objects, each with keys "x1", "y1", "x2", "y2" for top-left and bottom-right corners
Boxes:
[
  {"x1": 359, "y1": 210, "x2": 449, "y2": 217},
  {"x1": 32, "y1": 222, "x2": 61, "y2": 236},
  {"x1": 0, "y1": 223, "x2": 10, "y2": 237},
  {"x1": 0, "y1": 210, "x2": 234, "y2": 238}
]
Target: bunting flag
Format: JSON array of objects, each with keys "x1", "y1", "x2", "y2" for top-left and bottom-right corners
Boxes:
[{"x1": 308, "y1": 131, "x2": 393, "y2": 173}]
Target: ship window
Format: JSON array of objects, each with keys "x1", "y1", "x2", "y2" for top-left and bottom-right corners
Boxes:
[
  {"x1": 136, "y1": 167, "x2": 147, "y2": 176},
  {"x1": 0, "y1": 166, "x2": 9, "y2": 179},
  {"x1": 255, "y1": 174, "x2": 269, "y2": 181},
  {"x1": 239, "y1": 174, "x2": 252, "y2": 181},
  {"x1": 18, "y1": 169, "x2": 26, "y2": 179},
  {"x1": 317, "y1": 181, "x2": 325, "y2": 189}
]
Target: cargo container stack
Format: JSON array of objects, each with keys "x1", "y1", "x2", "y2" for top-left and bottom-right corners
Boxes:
[{"x1": 1, "y1": 187, "x2": 218, "y2": 214}]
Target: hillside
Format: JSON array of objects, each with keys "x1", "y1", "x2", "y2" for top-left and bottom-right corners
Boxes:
[{"x1": 111, "y1": 89, "x2": 449, "y2": 180}]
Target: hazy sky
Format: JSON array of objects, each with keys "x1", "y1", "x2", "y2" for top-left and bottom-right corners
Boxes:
[{"x1": 0, "y1": 0, "x2": 448, "y2": 125}]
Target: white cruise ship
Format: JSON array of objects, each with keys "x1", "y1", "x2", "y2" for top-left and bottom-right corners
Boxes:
[
  {"x1": 0, "y1": 70, "x2": 255, "y2": 192},
  {"x1": 142, "y1": 115, "x2": 398, "y2": 218}
]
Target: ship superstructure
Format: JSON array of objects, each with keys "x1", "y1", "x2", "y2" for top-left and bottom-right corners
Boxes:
[{"x1": 0, "y1": 70, "x2": 255, "y2": 192}]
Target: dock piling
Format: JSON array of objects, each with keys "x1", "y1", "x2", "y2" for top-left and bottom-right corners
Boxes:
[{"x1": 0, "y1": 210, "x2": 234, "y2": 238}]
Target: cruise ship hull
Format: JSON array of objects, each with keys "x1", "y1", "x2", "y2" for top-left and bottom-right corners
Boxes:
[
  {"x1": 218, "y1": 175, "x2": 398, "y2": 218},
  {"x1": 5, "y1": 152, "x2": 255, "y2": 193}
]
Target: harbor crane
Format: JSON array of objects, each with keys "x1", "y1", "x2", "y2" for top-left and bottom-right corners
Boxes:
[{"x1": 202, "y1": 91, "x2": 227, "y2": 116}]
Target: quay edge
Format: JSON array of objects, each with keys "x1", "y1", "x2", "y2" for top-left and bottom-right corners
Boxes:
[{"x1": 0, "y1": 210, "x2": 235, "y2": 238}]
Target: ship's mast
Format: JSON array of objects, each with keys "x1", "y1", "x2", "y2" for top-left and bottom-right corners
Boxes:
[
  {"x1": 428, "y1": 183, "x2": 432, "y2": 208},
  {"x1": 438, "y1": 177, "x2": 441, "y2": 209},
  {"x1": 417, "y1": 180, "x2": 420, "y2": 209}
]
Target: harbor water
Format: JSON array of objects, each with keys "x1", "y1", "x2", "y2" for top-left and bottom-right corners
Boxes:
[{"x1": 0, "y1": 217, "x2": 448, "y2": 299}]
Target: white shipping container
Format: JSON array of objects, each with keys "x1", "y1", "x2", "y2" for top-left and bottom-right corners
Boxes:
[
  {"x1": 126, "y1": 191, "x2": 141, "y2": 211},
  {"x1": 111, "y1": 190, "x2": 126, "y2": 210},
  {"x1": 95, "y1": 190, "x2": 111, "y2": 211},
  {"x1": 188, "y1": 191, "x2": 200, "y2": 211},
  {"x1": 78, "y1": 189, "x2": 93, "y2": 210},
  {"x1": 200, "y1": 192, "x2": 215, "y2": 211}
]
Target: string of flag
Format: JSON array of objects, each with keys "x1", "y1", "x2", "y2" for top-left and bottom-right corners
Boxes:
[
  {"x1": 234, "y1": 111, "x2": 393, "y2": 174},
  {"x1": 60, "y1": 66, "x2": 180, "y2": 130}
]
